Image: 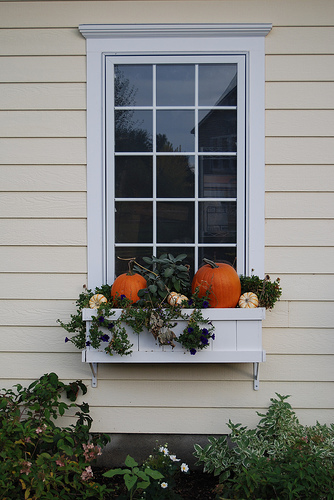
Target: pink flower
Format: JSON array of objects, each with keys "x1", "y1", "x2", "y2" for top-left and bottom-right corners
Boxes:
[
  {"x1": 81, "y1": 466, "x2": 94, "y2": 481},
  {"x1": 82, "y1": 443, "x2": 102, "y2": 462},
  {"x1": 56, "y1": 459, "x2": 65, "y2": 467},
  {"x1": 36, "y1": 424, "x2": 47, "y2": 434},
  {"x1": 20, "y1": 461, "x2": 32, "y2": 475}
]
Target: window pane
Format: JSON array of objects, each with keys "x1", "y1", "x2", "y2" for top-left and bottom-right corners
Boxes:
[
  {"x1": 115, "y1": 65, "x2": 152, "y2": 106},
  {"x1": 115, "y1": 201, "x2": 152, "y2": 243},
  {"x1": 115, "y1": 156, "x2": 153, "y2": 198},
  {"x1": 199, "y1": 201, "x2": 236, "y2": 243},
  {"x1": 199, "y1": 156, "x2": 237, "y2": 198},
  {"x1": 156, "y1": 64, "x2": 195, "y2": 106},
  {"x1": 198, "y1": 110, "x2": 237, "y2": 152},
  {"x1": 115, "y1": 110, "x2": 152, "y2": 152},
  {"x1": 157, "y1": 110, "x2": 195, "y2": 152},
  {"x1": 198, "y1": 247, "x2": 236, "y2": 268},
  {"x1": 157, "y1": 156, "x2": 194, "y2": 198},
  {"x1": 115, "y1": 247, "x2": 153, "y2": 277},
  {"x1": 198, "y1": 64, "x2": 237, "y2": 106},
  {"x1": 157, "y1": 202, "x2": 194, "y2": 243}
]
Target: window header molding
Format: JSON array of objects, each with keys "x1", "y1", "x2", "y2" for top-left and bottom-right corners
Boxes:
[{"x1": 79, "y1": 23, "x2": 272, "y2": 40}]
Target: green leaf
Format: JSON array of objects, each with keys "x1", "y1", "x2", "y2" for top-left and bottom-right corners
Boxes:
[
  {"x1": 125, "y1": 455, "x2": 138, "y2": 468},
  {"x1": 145, "y1": 468, "x2": 164, "y2": 480},
  {"x1": 136, "y1": 470, "x2": 149, "y2": 481},
  {"x1": 103, "y1": 468, "x2": 129, "y2": 478},
  {"x1": 137, "y1": 480, "x2": 150, "y2": 490},
  {"x1": 124, "y1": 473, "x2": 137, "y2": 491},
  {"x1": 164, "y1": 268, "x2": 174, "y2": 278},
  {"x1": 148, "y1": 285, "x2": 157, "y2": 293}
]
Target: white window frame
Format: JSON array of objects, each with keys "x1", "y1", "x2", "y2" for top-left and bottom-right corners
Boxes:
[{"x1": 79, "y1": 23, "x2": 272, "y2": 289}]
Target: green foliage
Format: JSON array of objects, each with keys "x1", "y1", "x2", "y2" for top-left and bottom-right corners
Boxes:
[
  {"x1": 0, "y1": 373, "x2": 111, "y2": 500},
  {"x1": 103, "y1": 443, "x2": 189, "y2": 499},
  {"x1": 239, "y1": 274, "x2": 282, "y2": 309},
  {"x1": 194, "y1": 393, "x2": 334, "y2": 499}
]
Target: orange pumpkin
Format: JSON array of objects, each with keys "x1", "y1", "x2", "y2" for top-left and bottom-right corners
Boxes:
[
  {"x1": 191, "y1": 259, "x2": 241, "y2": 308},
  {"x1": 111, "y1": 260, "x2": 147, "y2": 304}
]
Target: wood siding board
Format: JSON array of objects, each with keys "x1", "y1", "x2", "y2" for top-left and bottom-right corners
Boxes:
[
  {"x1": 0, "y1": 83, "x2": 86, "y2": 110},
  {"x1": 0, "y1": 247, "x2": 87, "y2": 273},
  {"x1": 266, "y1": 110, "x2": 334, "y2": 137},
  {"x1": 0, "y1": 219, "x2": 86, "y2": 245},
  {"x1": 266, "y1": 27, "x2": 334, "y2": 55},
  {"x1": 265, "y1": 247, "x2": 334, "y2": 274},
  {"x1": 0, "y1": 326, "x2": 78, "y2": 352},
  {"x1": 266, "y1": 137, "x2": 334, "y2": 164},
  {"x1": 0, "y1": 138, "x2": 86, "y2": 164},
  {"x1": 0, "y1": 274, "x2": 87, "y2": 299},
  {"x1": 0, "y1": 28, "x2": 85, "y2": 56},
  {"x1": 0, "y1": 165, "x2": 86, "y2": 192},
  {"x1": 265, "y1": 274, "x2": 334, "y2": 301},
  {"x1": 266, "y1": 82, "x2": 334, "y2": 110},
  {"x1": 0, "y1": 192, "x2": 87, "y2": 218},
  {"x1": 0, "y1": 111, "x2": 86, "y2": 137},
  {"x1": 266, "y1": 55, "x2": 334, "y2": 82},
  {"x1": 0, "y1": 56, "x2": 86, "y2": 83},
  {"x1": 265, "y1": 193, "x2": 334, "y2": 219},
  {"x1": 263, "y1": 329, "x2": 334, "y2": 355},
  {"x1": 265, "y1": 219, "x2": 334, "y2": 246},
  {"x1": 265, "y1": 165, "x2": 334, "y2": 192},
  {"x1": 1, "y1": 0, "x2": 334, "y2": 28}
]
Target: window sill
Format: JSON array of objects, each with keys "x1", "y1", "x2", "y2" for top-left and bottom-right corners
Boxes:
[{"x1": 82, "y1": 308, "x2": 266, "y2": 390}]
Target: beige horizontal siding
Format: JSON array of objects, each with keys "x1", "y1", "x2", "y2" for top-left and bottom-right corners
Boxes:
[
  {"x1": 0, "y1": 326, "x2": 78, "y2": 353},
  {"x1": 266, "y1": 165, "x2": 334, "y2": 192},
  {"x1": 0, "y1": 111, "x2": 86, "y2": 137},
  {"x1": 0, "y1": 192, "x2": 86, "y2": 218},
  {"x1": 0, "y1": 28, "x2": 85, "y2": 56},
  {"x1": 1, "y1": 0, "x2": 333, "y2": 28},
  {"x1": 0, "y1": 273, "x2": 87, "y2": 299},
  {"x1": 0, "y1": 246, "x2": 87, "y2": 273},
  {"x1": 269, "y1": 274, "x2": 334, "y2": 301},
  {"x1": 0, "y1": 56, "x2": 86, "y2": 83},
  {"x1": 265, "y1": 247, "x2": 334, "y2": 274},
  {"x1": 0, "y1": 83, "x2": 86, "y2": 110},
  {"x1": 264, "y1": 329, "x2": 334, "y2": 355},
  {"x1": 266, "y1": 82, "x2": 334, "y2": 109},
  {"x1": 266, "y1": 55, "x2": 334, "y2": 81},
  {"x1": 266, "y1": 137, "x2": 334, "y2": 164},
  {"x1": 266, "y1": 27, "x2": 334, "y2": 54},
  {"x1": 0, "y1": 219, "x2": 86, "y2": 245},
  {"x1": 265, "y1": 192, "x2": 334, "y2": 219},
  {"x1": 0, "y1": 165, "x2": 86, "y2": 191},
  {"x1": 0, "y1": 138, "x2": 86, "y2": 164},
  {"x1": 266, "y1": 110, "x2": 334, "y2": 137},
  {"x1": 265, "y1": 219, "x2": 334, "y2": 246}
]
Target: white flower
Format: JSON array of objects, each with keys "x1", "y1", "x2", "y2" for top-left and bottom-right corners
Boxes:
[
  {"x1": 161, "y1": 482, "x2": 168, "y2": 489},
  {"x1": 159, "y1": 446, "x2": 169, "y2": 455},
  {"x1": 180, "y1": 463, "x2": 189, "y2": 473},
  {"x1": 169, "y1": 454, "x2": 180, "y2": 462}
]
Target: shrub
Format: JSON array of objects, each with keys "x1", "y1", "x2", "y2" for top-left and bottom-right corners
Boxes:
[
  {"x1": 0, "y1": 373, "x2": 112, "y2": 499},
  {"x1": 194, "y1": 393, "x2": 334, "y2": 499}
]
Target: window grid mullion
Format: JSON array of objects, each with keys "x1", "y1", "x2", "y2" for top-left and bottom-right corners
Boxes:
[
  {"x1": 153, "y1": 64, "x2": 157, "y2": 255},
  {"x1": 194, "y1": 63, "x2": 199, "y2": 270}
]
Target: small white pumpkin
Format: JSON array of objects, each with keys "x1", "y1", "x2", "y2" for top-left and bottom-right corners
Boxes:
[
  {"x1": 167, "y1": 292, "x2": 189, "y2": 307},
  {"x1": 238, "y1": 292, "x2": 259, "y2": 308},
  {"x1": 89, "y1": 294, "x2": 108, "y2": 309}
]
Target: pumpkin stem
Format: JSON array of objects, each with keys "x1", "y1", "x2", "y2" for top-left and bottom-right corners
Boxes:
[
  {"x1": 203, "y1": 258, "x2": 219, "y2": 269},
  {"x1": 127, "y1": 259, "x2": 135, "y2": 276}
]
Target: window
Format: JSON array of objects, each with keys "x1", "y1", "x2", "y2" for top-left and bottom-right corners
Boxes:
[{"x1": 79, "y1": 23, "x2": 272, "y2": 287}]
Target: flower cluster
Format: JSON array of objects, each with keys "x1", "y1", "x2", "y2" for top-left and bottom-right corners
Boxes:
[
  {"x1": 177, "y1": 309, "x2": 215, "y2": 355},
  {"x1": 82, "y1": 443, "x2": 102, "y2": 462}
]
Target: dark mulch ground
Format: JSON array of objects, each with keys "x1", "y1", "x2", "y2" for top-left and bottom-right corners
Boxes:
[{"x1": 93, "y1": 468, "x2": 219, "y2": 499}]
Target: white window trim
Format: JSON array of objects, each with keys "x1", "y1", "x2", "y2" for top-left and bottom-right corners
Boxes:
[{"x1": 79, "y1": 23, "x2": 272, "y2": 289}]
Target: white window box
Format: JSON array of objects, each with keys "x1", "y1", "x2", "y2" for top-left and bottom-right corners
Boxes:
[{"x1": 82, "y1": 307, "x2": 266, "y2": 390}]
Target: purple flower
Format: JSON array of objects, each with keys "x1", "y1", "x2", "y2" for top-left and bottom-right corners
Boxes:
[
  {"x1": 65, "y1": 337, "x2": 69, "y2": 343},
  {"x1": 120, "y1": 294, "x2": 126, "y2": 301},
  {"x1": 202, "y1": 301, "x2": 209, "y2": 309},
  {"x1": 187, "y1": 327, "x2": 194, "y2": 334},
  {"x1": 190, "y1": 348, "x2": 197, "y2": 355},
  {"x1": 99, "y1": 334, "x2": 110, "y2": 342},
  {"x1": 212, "y1": 334, "x2": 215, "y2": 340},
  {"x1": 98, "y1": 316, "x2": 105, "y2": 324},
  {"x1": 201, "y1": 328, "x2": 209, "y2": 336},
  {"x1": 107, "y1": 322, "x2": 114, "y2": 330},
  {"x1": 187, "y1": 299, "x2": 194, "y2": 306},
  {"x1": 86, "y1": 341, "x2": 91, "y2": 346},
  {"x1": 200, "y1": 336, "x2": 209, "y2": 345}
]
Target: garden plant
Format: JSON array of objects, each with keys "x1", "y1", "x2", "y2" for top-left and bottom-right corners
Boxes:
[{"x1": 194, "y1": 393, "x2": 334, "y2": 499}]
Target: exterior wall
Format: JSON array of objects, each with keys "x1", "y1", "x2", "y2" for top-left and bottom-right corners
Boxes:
[{"x1": 0, "y1": 0, "x2": 333, "y2": 434}]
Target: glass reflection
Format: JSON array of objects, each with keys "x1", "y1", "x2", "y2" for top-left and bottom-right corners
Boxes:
[
  {"x1": 157, "y1": 110, "x2": 195, "y2": 152},
  {"x1": 198, "y1": 110, "x2": 237, "y2": 152},
  {"x1": 198, "y1": 64, "x2": 237, "y2": 106},
  {"x1": 114, "y1": 65, "x2": 152, "y2": 106},
  {"x1": 156, "y1": 65, "x2": 195, "y2": 106},
  {"x1": 157, "y1": 202, "x2": 194, "y2": 243},
  {"x1": 115, "y1": 247, "x2": 153, "y2": 277},
  {"x1": 115, "y1": 202, "x2": 152, "y2": 243},
  {"x1": 199, "y1": 156, "x2": 237, "y2": 198},
  {"x1": 115, "y1": 156, "x2": 152, "y2": 198},
  {"x1": 199, "y1": 201, "x2": 236, "y2": 243},
  {"x1": 198, "y1": 247, "x2": 236, "y2": 268},
  {"x1": 157, "y1": 156, "x2": 194, "y2": 198},
  {"x1": 115, "y1": 110, "x2": 152, "y2": 152}
]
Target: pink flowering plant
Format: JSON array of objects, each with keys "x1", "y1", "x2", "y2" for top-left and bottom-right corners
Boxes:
[{"x1": 0, "y1": 372, "x2": 112, "y2": 499}]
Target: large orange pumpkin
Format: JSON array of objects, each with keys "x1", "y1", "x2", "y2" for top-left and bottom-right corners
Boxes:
[
  {"x1": 191, "y1": 259, "x2": 241, "y2": 308},
  {"x1": 111, "y1": 261, "x2": 147, "y2": 304}
]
